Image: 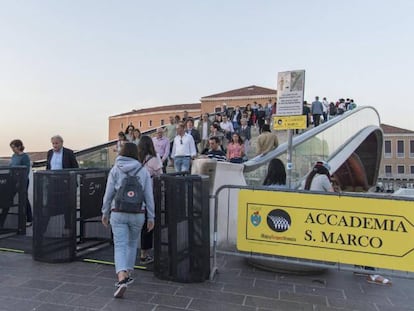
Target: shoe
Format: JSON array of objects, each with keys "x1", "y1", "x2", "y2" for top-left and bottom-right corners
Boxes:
[
  {"x1": 113, "y1": 283, "x2": 127, "y2": 298},
  {"x1": 367, "y1": 274, "x2": 392, "y2": 286},
  {"x1": 26, "y1": 222, "x2": 32, "y2": 227},
  {"x1": 114, "y1": 276, "x2": 134, "y2": 287},
  {"x1": 140, "y1": 255, "x2": 154, "y2": 264}
]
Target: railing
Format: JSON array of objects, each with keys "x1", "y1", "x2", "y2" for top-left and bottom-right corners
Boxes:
[{"x1": 32, "y1": 121, "x2": 192, "y2": 169}]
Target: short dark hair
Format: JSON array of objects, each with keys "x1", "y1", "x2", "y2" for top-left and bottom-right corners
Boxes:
[
  {"x1": 209, "y1": 136, "x2": 220, "y2": 144},
  {"x1": 119, "y1": 142, "x2": 139, "y2": 160},
  {"x1": 10, "y1": 139, "x2": 24, "y2": 152},
  {"x1": 262, "y1": 124, "x2": 271, "y2": 132}
]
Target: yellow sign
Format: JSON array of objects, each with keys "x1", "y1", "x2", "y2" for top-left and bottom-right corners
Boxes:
[
  {"x1": 237, "y1": 189, "x2": 414, "y2": 272},
  {"x1": 273, "y1": 115, "x2": 306, "y2": 130}
]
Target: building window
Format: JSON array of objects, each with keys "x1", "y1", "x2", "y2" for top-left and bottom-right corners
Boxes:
[
  {"x1": 160, "y1": 119, "x2": 165, "y2": 126},
  {"x1": 384, "y1": 140, "x2": 392, "y2": 158},
  {"x1": 410, "y1": 165, "x2": 414, "y2": 174},
  {"x1": 149, "y1": 120, "x2": 152, "y2": 127},
  {"x1": 385, "y1": 165, "x2": 392, "y2": 177},
  {"x1": 397, "y1": 165, "x2": 405, "y2": 174},
  {"x1": 139, "y1": 121, "x2": 142, "y2": 128},
  {"x1": 121, "y1": 123, "x2": 124, "y2": 130},
  {"x1": 410, "y1": 140, "x2": 414, "y2": 158},
  {"x1": 397, "y1": 140, "x2": 404, "y2": 158},
  {"x1": 215, "y1": 106, "x2": 221, "y2": 113}
]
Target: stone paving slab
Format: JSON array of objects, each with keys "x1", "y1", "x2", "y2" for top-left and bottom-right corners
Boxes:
[{"x1": 0, "y1": 251, "x2": 413, "y2": 311}]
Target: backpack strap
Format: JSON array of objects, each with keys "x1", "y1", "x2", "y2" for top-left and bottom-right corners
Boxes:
[
  {"x1": 142, "y1": 155, "x2": 153, "y2": 166},
  {"x1": 135, "y1": 165, "x2": 144, "y2": 176},
  {"x1": 125, "y1": 165, "x2": 145, "y2": 177}
]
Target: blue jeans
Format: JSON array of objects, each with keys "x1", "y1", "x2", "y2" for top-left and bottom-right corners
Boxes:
[
  {"x1": 174, "y1": 156, "x2": 191, "y2": 172},
  {"x1": 110, "y1": 212, "x2": 145, "y2": 274}
]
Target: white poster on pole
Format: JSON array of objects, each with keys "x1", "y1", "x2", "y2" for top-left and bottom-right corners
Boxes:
[{"x1": 276, "y1": 70, "x2": 305, "y2": 116}]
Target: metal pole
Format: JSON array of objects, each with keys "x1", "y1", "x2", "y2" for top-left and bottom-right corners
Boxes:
[{"x1": 286, "y1": 129, "x2": 293, "y2": 189}]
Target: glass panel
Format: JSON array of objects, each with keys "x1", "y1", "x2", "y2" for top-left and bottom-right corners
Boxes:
[
  {"x1": 76, "y1": 146, "x2": 117, "y2": 169},
  {"x1": 385, "y1": 165, "x2": 392, "y2": 177},
  {"x1": 244, "y1": 107, "x2": 381, "y2": 186},
  {"x1": 384, "y1": 140, "x2": 392, "y2": 158},
  {"x1": 397, "y1": 140, "x2": 404, "y2": 158}
]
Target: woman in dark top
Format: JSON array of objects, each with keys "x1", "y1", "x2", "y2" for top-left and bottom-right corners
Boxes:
[
  {"x1": 9, "y1": 139, "x2": 32, "y2": 226},
  {"x1": 263, "y1": 158, "x2": 287, "y2": 189}
]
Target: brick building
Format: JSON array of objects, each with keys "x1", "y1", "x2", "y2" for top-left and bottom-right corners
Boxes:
[
  {"x1": 108, "y1": 103, "x2": 201, "y2": 141},
  {"x1": 108, "y1": 85, "x2": 277, "y2": 140},
  {"x1": 200, "y1": 85, "x2": 277, "y2": 115},
  {"x1": 378, "y1": 123, "x2": 414, "y2": 190}
]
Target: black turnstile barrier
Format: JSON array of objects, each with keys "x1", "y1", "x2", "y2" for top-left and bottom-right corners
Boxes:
[
  {"x1": 33, "y1": 170, "x2": 77, "y2": 262},
  {"x1": 32, "y1": 169, "x2": 110, "y2": 263},
  {"x1": 153, "y1": 173, "x2": 210, "y2": 282},
  {"x1": 0, "y1": 166, "x2": 27, "y2": 235},
  {"x1": 78, "y1": 169, "x2": 111, "y2": 252}
]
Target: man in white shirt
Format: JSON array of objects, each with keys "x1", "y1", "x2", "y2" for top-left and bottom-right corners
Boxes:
[
  {"x1": 220, "y1": 115, "x2": 234, "y2": 150},
  {"x1": 322, "y1": 97, "x2": 329, "y2": 122},
  {"x1": 171, "y1": 123, "x2": 197, "y2": 172}
]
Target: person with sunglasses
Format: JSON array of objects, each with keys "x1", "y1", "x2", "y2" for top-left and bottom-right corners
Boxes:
[{"x1": 170, "y1": 122, "x2": 197, "y2": 172}]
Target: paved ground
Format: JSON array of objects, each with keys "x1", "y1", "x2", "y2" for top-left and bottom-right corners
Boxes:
[{"x1": 1, "y1": 250, "x2": 413, "y2": 311}]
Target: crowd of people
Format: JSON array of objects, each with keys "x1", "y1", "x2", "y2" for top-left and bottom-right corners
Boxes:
[
  {"x1": 6, "y1": 95, "x2": 383, "y2": 300},
  {"x1": 306, "y1": 97, "x2": 357, "y2": 128}
]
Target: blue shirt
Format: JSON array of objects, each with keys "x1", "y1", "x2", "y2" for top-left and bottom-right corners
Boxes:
[{"x1": 10, "y1": 153, "x2": 31, "y2": 177}]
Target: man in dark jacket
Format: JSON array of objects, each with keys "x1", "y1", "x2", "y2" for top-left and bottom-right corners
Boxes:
[
  {"x1": 46, "y1": 135, "x2": 79, "y2": 170},
  {"x1": 41, "y1": 135, "x2": 79, "y2": 236},
  {"x1": 185, "y1": 118, "x2": 201, "y2": 153}
]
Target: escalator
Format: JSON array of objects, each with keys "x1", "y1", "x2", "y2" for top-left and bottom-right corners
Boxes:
[{"x1": 243, "y1": 106, "x2": 383, "y2": 191}]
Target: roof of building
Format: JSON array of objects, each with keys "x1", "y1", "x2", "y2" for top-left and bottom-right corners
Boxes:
[
  {"x1": 110, "y1": 103, "x2": 201, "y2": 118},
  {"x1": 201, "y1": 85, "x2": 277, "y2": 99},
  {"x1": 381, "y1": 123, "x2": 414, "y2": 134}
]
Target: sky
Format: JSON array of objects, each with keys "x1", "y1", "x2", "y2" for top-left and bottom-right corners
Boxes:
[{"x1": 1, "y1": 0, "x2": 414, "y2": 156}]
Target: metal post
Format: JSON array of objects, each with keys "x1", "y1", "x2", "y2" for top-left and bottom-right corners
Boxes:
[{"x1": 286, "y1": 129, "x2": 293, "y2": 189}]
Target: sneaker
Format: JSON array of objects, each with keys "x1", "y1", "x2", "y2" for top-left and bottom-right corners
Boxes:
[
  {"x1": 113, "y1": 283, "x2": 127, "y2": 298},
  {"x1": 140, "y1": 255, "x2": 154, "y2": 264},
  {"x1": 114, "y1": 276, "x2": 134, "y2": 287}
]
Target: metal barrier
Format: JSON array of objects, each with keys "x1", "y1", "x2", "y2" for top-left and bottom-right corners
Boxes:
[
  {"x1": 153, "y1": 172, "x2": 210, "y2": 282},
  {"x1": 32, "y1": 169, "x2": 110, "y2": 263},
  {"x1": 210, "y1": 185, "x2": 414, "y2": 280},
  {"x1": 0, "y1": 166, "x2": 27, "y2": 235}
]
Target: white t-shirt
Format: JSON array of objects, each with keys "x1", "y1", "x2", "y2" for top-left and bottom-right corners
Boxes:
[{"x1": 301, "y1": 174, "x2": 333, "y2": 192}]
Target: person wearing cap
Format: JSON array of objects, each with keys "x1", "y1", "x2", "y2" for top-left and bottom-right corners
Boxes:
[
  {"x1": 302, "y1": 161, "x2": 334, "y2": 192},
  {"x1": 152, "y1": 127, "x2": 170, "y2": 173}
]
